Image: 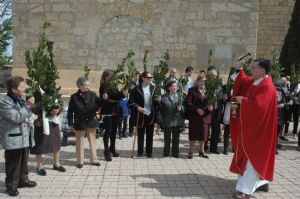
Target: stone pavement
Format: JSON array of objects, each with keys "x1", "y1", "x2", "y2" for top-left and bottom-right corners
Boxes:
[{"x1": 0, "y1": 130, "x2": 299, "y2": 199}]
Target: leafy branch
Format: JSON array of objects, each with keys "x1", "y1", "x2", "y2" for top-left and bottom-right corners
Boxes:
[
  {"x1": 143, "y1": 48, "x2": 150, "y2": 72},
  {"x1": 25, "y1": 22, "x2": 61, "y2": 116},
  {"x1": 153, "y1": 50, "x2": 170, "y2": 97}
]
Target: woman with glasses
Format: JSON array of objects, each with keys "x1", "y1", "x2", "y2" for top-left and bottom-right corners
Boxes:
[{"x1": 128, "y1": 71, "x2": 158, "y2": 158}]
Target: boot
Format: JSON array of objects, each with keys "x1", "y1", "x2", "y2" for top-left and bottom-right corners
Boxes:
[
  {"x1": 104, "y1": 150, "x2": 112, "y2": 161},
  {"x1": 110, "y1": 148, "x2": 120, "y2": 157}
]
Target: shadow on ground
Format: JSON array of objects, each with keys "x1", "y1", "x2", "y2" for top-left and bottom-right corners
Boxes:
[{"x1": 131, "y1": 173, "x2": 236, "y2": 198}]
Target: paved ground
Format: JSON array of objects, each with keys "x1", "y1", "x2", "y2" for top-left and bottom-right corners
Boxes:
[{"x1": 0, "y1": 129, "x2": 299, "y2": 199}]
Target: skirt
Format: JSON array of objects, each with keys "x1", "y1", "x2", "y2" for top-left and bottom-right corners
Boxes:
[
  {"x1": 30, "y1": 122, "x2": 61, "y2": 155},
  {"x1": 188, "y1": 117, "x2": 209, "y2": 141}
]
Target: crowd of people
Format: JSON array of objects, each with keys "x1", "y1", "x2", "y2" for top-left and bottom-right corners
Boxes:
[{"x1": 0, "y1": 58, "x2": 299, "y2": 198}]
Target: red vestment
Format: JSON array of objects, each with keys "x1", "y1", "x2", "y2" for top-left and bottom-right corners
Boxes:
[{"x1": 230, "y1": 70, "x2": 277, "y2": 181}]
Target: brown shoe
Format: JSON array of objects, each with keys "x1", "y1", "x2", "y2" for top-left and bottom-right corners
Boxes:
[{"x1": 232, "y1": 192, "x2": 251, "y2": 199}]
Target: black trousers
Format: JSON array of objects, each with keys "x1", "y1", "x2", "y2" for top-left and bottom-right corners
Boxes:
[
  {"x1": 129, "y1": 114, "x2": 135, "y2": 135},
  {"x1": 292, "y1": 104, "x2": 300, "y2": 135},
  {"x1": 118, "y1": 116, "x2": 128, "y2": 136},
  {"x1": 163, "y1": 127, "x2": 180, "y2": 156},
  {"x1": 137, "y1": 116, "x2": 154, "y2": 156},
  {"x1": 103, "y1": 115, "x2": 118, "y2": 153},
  {"x1": 210, "y1": 109, "x2": 221, "y2": 152},
  {"x1": 223, "y1": 125, "x2": 230, "y2": 153},
  {"x1": 5, "y1": 147, "x2": 29, "y2": 189}
]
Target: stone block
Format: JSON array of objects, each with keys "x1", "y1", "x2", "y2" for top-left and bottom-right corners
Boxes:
[{"x1": 53, "y1": 3, "x2": 71, "y2": 12}]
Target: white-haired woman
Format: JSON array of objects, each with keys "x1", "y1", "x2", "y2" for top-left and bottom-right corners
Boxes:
[{"x1": 67, "y1": 77, "x2": 101, "y2": 168}]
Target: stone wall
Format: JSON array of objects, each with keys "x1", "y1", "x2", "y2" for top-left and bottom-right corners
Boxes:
[
  {"x1": 256, "y1": 0, "x2": 295, "y2": 59},
  {"x1": 12, "y1": 0, "x2": 295, "y2": 94}
]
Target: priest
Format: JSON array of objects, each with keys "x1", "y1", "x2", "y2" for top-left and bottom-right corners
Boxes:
[{"x1": 230, "y1": 58, "x2": 277, "y2": 199}]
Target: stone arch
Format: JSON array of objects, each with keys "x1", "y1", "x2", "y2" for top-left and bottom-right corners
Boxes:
[{"x1": 95, "y1": 15, "x2": 153, "y2": 71}]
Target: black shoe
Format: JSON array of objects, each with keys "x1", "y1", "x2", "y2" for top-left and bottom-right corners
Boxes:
[
  {"x1": 90, "y1": 162, "x2": 101, "y2": 166},
  {"x1": 6, "y1": 188, "x2": 19, "y2": 197},
  {"x1": 76, "y1": 164, "x2": 83, "y2": 168},
  {"x1": 104, "y1": 152, "x2": 112, "y2": 161},
  {"x1": 37, "y1": 168, "x2": 47, "y2": 176},
  {"x1": 137, "y1": 153, "x2": 143, "y2": 157},
  {"x1": 279, "y1": 136, "x2": 289, "y2": 141},
  {"x1": 146, "y1": 154, "x2": 152, "y2": 158},
  {"x1": 255, "y1": 183, "x2": 269, "y2": 192},
  {"x1": 210, "y1": 150, "x2": 220, "y2": 154},
  {"x1": 53, "y1": 165, "x2": 66, "y2": 172},
  {"x1": 223, "y1": 151, "x2": 228, "y2": 155},
  {"x1": 188, "y1": 152, "x2": 193, "y2": 159},
  {"x1": 276, "y1": 143, "x2": 282, "y2": 149},
  {"x1": 199, "y1": 152, "x2": 209, "y2": 158},
  {"x1": 172, "y1": 154, "x2": 179, "y2": 158},
  {"x1": 18, "y1": 180, "x2": 37, "y2": 188},
  {"x1": 110, "y1": 149, "x2": 120, "y2": 157}
]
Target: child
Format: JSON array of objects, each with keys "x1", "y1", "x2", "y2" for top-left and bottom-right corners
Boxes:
[{"x1": 118, "y1": 89, "x2": 130, "y2": 139}]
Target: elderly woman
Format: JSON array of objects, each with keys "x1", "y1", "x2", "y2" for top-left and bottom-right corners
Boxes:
[
  {"x1": 30, "y1": 91, "x2": 66, "y2": 176},
  {"x1": 276, "y1": 78, "x2": 290, "y2": 145},
  {"x1": 0, "y1": 76, "x2": 37, "y2": 196},
  {"x1": 186, "y1": 74, "x2": 213, "y2": 159},
  {"x1": 67, "y1": 77, "x2": 101, "y2": 168},
  {"x1": 160, "y1": 80, "x2": 185, "y2": 158}
]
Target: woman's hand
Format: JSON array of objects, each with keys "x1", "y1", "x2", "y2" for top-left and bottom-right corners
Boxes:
[
  {"x1": 196, "y1": 108, "x2": 204, "y2": 116},
  {"x1": 277, "y1": 104, "x2": 284, "y2": 108},
  {"x1": 137, "y1": 107, "x2": 144, "y2": 113},
  {"x1": 208, "y1": 105, "x2": 213, "y2": 111},
  {"x1": 102, "y1": 93, "x2": 108, "y2": 100},
  {"x1": 177, "y1": 106, "x2": 182, "y2": 112},
  {"x1": 51, "y1": 108, "x2": 60, "y2": 116},
  {"x1": 69, "y1": 126, "x2": 75, "y2": 133},
  {"x1": 26, "y1": 97, "x2": 35, "y2": 108}
]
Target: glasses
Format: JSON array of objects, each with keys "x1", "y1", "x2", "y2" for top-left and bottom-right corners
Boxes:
[{"x1": 145, "y1": 76, "x2": 153, "y2": 79}]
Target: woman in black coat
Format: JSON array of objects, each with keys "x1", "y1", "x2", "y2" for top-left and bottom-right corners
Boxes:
[
  {"x1": 99, "y1": 69, "x2": 125, "y2": 161},
  {"x1": 128, "y1": 71, "x2": 159, "y2": 158},
  {"x1": 67, "y1": 77, "x2": 101, "y2": 168}
]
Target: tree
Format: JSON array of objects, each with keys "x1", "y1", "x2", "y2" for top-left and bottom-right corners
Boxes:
[
  {"x1": 280, "y1": 0, "x2": 300, "y2": 75},
  {"x1": 0, "y1": 0, "x2": 12, "y2": 70},
  {"x1": 0, "y1": 0, "x2": 12, "y2": 18},
  {"x1": 0, "y1": 18, "x2": 12, "y2": 70},
  {"x1": 270, "y1": 47, "x2": 283, "y2": 84},
  {"x1": 25, "y1": 22, "x2": 61, "y2": 116}
]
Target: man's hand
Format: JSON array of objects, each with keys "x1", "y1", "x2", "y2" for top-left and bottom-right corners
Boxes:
[
  {"x1": 235, "y1": 96, "x2": 243, "y2": 104},
  {"x1": 236, "y1": 60, "x2": 245, "y2": 69}
]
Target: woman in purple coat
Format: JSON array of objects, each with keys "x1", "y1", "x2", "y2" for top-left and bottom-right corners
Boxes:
[{"x1": 186, "y1": 74, "x2": 213, "y2": 159}]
